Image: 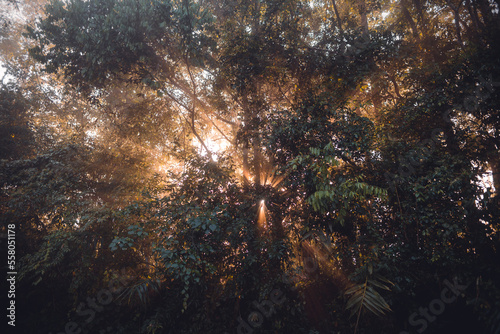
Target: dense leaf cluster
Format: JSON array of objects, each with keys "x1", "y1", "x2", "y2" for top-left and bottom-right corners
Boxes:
[{"x1": 1, "y1": 0, "x2": 499, "y2": 333}]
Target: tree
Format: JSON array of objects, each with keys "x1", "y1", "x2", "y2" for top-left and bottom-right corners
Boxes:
[{"x1": 8, "y1": 0, "x2": 500, "y2": 333}]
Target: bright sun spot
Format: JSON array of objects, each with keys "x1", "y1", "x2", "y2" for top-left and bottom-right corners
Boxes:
[
  {"x1": 86, "y1": 130, "x2": 98, "y2": 138},
  {"x1": 197, "y1": 128, "x2": 231, "y2": 160},
  {"x1": 257, "y1": 199, "x2": 268, "y2": 232}
]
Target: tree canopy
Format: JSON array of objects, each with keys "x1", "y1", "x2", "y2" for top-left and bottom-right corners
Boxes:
[{"x1": 1, "y1": 0, "x2": 500, "y2": 333}]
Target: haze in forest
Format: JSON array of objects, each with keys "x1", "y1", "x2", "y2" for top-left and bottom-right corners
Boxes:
[{"x1": 1, "y1": 0, "x2": 499, "y2": 333}]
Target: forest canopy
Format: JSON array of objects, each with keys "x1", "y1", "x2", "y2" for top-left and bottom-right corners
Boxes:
[{"x1": 1, "y1": 0, "x2": 500, "y2": 333}]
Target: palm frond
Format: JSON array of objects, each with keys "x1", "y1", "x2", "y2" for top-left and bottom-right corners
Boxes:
[
  {"x1": 345, "y1": 276, "x2": 393, "y2": 333},
  {"x1": 122, "y1": 276, "x2": 162, "y2": 306}
]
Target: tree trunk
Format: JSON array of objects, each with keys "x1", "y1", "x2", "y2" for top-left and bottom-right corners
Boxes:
[
  {"x1": 356, "y1": 0, "x2": 368, "y2": 35},
  {"x1": 490, "y1": 152, "x2": 500, "y2": 196},
  {"x1": 330, "y1": 0, "x2": 344, "y2": 36},
  {"x1": 401, "y1": 0, "x2": 420, "y2": 41},
  {"x1": 253, "y1": 140, "x2": 262, "y2": 186},
  {"x1": 445, "y1": 0, "x2": 464, "y2": 47}
]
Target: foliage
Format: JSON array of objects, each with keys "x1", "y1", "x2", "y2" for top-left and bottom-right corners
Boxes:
[{"x1": 1, "y1": 0, "x2": 499, "y2": 333}]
